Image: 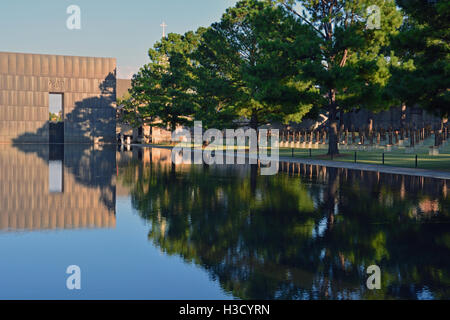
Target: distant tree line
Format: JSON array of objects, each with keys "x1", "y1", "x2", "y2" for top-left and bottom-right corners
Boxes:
[{"x1": 119, "y1": 0, "x2": 449, "y2": 155}]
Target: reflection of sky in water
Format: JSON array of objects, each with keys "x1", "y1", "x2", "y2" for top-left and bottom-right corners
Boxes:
[
  {"x1": 311, "y1": 217, "x2": 327, "y2": 239},
  {"x1": 49, "y1": 160, "x2": 63, "y2": 193},
  {"x1": 417, "y1": 287, "x2": 434, "y2": 300},
  {"x1": 0, "y1": 196, "x2": 232, "y2": 300}
]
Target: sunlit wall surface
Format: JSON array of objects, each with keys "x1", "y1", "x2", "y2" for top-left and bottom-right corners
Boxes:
[{"x1": 0, "y1": 52, "x2": 116, "y2": 144}]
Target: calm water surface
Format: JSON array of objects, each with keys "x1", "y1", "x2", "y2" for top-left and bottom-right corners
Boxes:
[{"x1": 0, "y1": 144, "x2": 449, "y2": 300}]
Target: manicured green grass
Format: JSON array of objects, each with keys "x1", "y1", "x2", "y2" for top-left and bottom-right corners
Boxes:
[
  {"x1": 279, "y1": 143, "x2": 450, "y2": 171},
  {"x1": 140, "y1": 138, "x2": 450, "y2": 172}
]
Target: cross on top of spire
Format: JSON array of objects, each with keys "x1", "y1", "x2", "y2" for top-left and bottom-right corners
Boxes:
[{"x1": 160, "y1": 21, "x2": 168, "y2": 37}]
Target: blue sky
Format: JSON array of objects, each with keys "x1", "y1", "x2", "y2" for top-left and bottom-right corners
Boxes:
[{"x1": 0, "y1": 0, "x2": 237, "y2": 79}]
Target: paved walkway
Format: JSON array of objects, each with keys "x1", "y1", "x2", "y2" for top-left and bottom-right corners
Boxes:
[{"x1": 133, "y1": 144, "x2": 450, "y2": 180}]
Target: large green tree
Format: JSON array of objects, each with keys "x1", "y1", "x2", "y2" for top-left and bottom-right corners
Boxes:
[
  {"x1": 124, "y1": 30, "x2": 205, "y2": 133},
  {"x1": 271, "y1": 0, "x2": 403, "y2": 154},
  {"x1": 193, "y1": 0, "x2": 316, "y2": 130},
  {"x1": 390, "y1": 0, "x2": 449, "y2": 118}
]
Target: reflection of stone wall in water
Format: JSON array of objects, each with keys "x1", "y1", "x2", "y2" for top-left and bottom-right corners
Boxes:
[{"x1": 0, "y1": 145, "x2": 116, "y2": 231}]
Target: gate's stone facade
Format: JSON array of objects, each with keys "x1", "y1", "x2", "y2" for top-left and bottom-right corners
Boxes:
[{"x1": 0, "y1": 52, "x2": 116, "y2": 144}]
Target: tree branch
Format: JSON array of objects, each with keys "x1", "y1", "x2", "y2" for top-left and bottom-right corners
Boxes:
[
  {"x1": 280, "y1": 2, "x2": 327, "y2": 40},
  {"x1": 339, "y1": 49, "x2": 348, "y2": 67}
]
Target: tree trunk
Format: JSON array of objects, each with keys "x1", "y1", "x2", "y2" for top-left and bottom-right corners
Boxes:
[
  {"x1": 250, "y1": 113, "x2": 259, "y2": 151},
  {"x1": 149, "y1": 126, "x2": 153, "y2": 144},
  {"x1": 368, "y1": 115, "x2": 374, "y2": 145},
  {"x1": 328, "y1": 121, "x2": 339, "y2": 155},
  {"x1": 170, "y1": 123, "x2": 177, "y2": 145},
  {"x1": 443, "y1": 118, "x2": 448, "y2": 140},
  {"x1": 327, "y1": 90, "x2": 339, "y2": 155},
  {"x1": 249, "y1": 113, "x2": 258, "y2": 131},
  {"x1": 339, "y1": 109, "x2": 345, "y2": 130}
]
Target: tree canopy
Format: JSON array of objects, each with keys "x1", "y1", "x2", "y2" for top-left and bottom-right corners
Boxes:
[
  {"x1": 120, "y1": 0, "x2": 446, "y2": 152},
  {"x1": 269, "y1": 0, "x2": 403, "y2": 154},
  {"x1": 390, "y1": 0, "x2": 449, "y2": 118},
  {"x1": 122, "y1": 29, "x2": 205, "y2": 132},
  {"x1": 193, "y1": 0, "x2": 318, "y2": 129}
]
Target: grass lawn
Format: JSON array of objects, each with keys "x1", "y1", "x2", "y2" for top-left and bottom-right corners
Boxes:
[
  {"x1": 279, "y1": 141, "x2": 450, "y2": 171},
  {"x1": 140, "y1": 137, "x2": 450, "y2": 172}
]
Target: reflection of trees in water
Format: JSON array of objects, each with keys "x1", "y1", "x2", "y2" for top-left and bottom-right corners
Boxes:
[{"x1": 120, "y1": 154, "x2": 450, "y2": 299}]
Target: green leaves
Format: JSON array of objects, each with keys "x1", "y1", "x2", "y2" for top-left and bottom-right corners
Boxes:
[
  {"x1": 124, "y1": 29, "x2": 205, "y2": 131},
  {"x1": 194, "y1": 0, "x2": 317, "y2": 128},
  {"x1": 269, "y1": 1, "x2": 402, "y2": 154},
  {"x1": 119, "y1": 0, "x2": 445, "y2": 142},
  {"x1": 390, "y1": 0, "x2": 450, "y2": 117}
]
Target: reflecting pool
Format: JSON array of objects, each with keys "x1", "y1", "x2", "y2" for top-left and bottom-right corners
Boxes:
[{"x1": 0, "y1": 145, "x2": 449, "y2": 299}]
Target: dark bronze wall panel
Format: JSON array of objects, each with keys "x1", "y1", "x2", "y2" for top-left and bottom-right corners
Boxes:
[{"x1": 0, "y1": 52, "x2": 116, "y2": 144}]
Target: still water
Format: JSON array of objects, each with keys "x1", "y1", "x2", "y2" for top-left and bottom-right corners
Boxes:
[{"x1": 0, "y1": 144, "x2": 449, "y2": 300}]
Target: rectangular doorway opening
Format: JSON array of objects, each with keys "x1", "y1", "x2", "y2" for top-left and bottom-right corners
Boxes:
[{"x1": 49, "y1": 93, "x2": 64, "y2": 144}]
